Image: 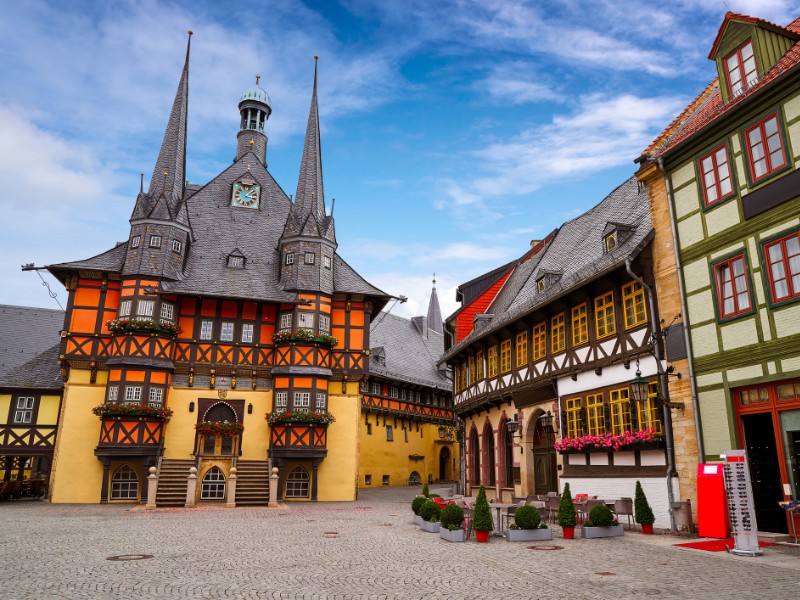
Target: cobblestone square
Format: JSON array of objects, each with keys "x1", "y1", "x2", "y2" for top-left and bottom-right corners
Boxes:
[{"x1": 1, "y1": 486, "x2": 798, "y2": 599}]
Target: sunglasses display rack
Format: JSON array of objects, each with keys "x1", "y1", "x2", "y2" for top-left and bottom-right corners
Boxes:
[{"x1": 722, "y1": 450, "x2": 762, "y2": 556}]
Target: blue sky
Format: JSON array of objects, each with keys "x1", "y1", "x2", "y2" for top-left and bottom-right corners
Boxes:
[{"x1": 2, "y1": 0, "x2": 799, "y2": 320}]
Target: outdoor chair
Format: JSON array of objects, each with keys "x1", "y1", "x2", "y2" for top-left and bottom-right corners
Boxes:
[
  {"x1": 502, "y1": 500, "x2": 527, "y2": 530},
  {"x1": 545, "y1": 495, "x2": 561, "y2": 523},
  {"x1": 583, "y1": 498, "x2": 606, "y2": 522},
  {"x1": 459, "y1": 503, "x2": 474, "y2": 539},
  {"x1": 613, "y1": 497, "x2": 634, "y2": 529}
]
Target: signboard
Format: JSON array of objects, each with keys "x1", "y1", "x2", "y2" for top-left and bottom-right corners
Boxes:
[{"x1": 722, "y1": 450, "x2": 762, "y2": 556}]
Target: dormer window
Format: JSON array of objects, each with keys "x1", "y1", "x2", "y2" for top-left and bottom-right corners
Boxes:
[
  {"x1": 536, "y1": 277, "x2": 545, "y2": 293},
  {"x1": 725, "y1": 40, "x2": 757, "y2": 97},
  {"x1": 304, "y1": 252, "x2": 315, "y2": 264},
  {"x1": 130, "y1": 235, "x2": 141, "y2": 248},
  {"x1": 602, "y1": 223, "x2": 631, "y2": 254},
  {"x1": 172, "y1": 240, "x2": 182, "y2": 253},
  {"x1": 604, "y1": 231, "x2": 618, "y2": 253},
  {"x1": 227, "y1": 254, "x2": 245, "y2": 268},
  {"x1": 285, "y1": 252, "x2": 294, "y2": 265},
  {"x1": 149, "y1": 235, "x2": 162, "y2": 248}
]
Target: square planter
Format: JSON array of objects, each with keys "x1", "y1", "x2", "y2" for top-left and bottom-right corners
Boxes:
[
  {"x1": 420, "y1": 520, "x2": 441, "y2": 533},
  {"x1": 506, "y1": 527, "x2": 553, "y2": 542},
  {"x1": 413, "y1": 515, "x2": 423, "y2": 526},
  {"x1": 439, "y1": 527, "x2": 465, "y2": 542},
  {"x1": 581, "y1": 524, "x2": 624, "y2": 539}
]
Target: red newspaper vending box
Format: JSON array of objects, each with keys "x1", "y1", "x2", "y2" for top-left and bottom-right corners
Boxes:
[{"x1": 697, "y1": 463, "x2": 730, "y2": 538}]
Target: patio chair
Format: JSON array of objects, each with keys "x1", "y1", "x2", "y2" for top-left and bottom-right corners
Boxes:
[
  {"x1": 613, "y1": 497, "x2": 634, "y2": 529},
  {"x1": 502, "y1": 500, "x2": 527, "y2": 530},
  {"x1": 584, "y1": 498, "x2": 606, "y2": 522},
  {"x1": 573, "y1": 497, "x2": 589, "y2": 522},
  {"x1": 460, "y1": 504, "x2": 474, "y2": 539},
  {"x1": 545, "y1": 495, "x2": 561, "y2": 523}
]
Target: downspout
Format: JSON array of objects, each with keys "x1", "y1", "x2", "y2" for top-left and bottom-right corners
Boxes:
[
  {"x1": 626, "y1": 257, "x2": 677, "y2": 532},
  {"x1": 656, "y1": 156, "x2": 705, "y2": 463}
]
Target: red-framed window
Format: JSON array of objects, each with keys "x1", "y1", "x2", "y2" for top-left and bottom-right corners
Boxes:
[
  {"x1": 744, "y1": 112, "x2": 787, "y2": 183},
  {"x1": 725, "y1": 40, "x2": 758, "y2": 97},
  {"x1": 764, "y1": 231, "x2": 800, "y2": 304},
  {"x1": 713, "y1": 253, "x2": 752, "y2": 319},
  {"x1": 699, "y1": 144, "x2": 734, "y2": 206}
]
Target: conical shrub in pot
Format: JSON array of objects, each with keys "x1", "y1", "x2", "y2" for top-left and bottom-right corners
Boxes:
[
  {"x1": 558, "y1": 482, "x2": 577, "y2": 539},
  {"x1": 634, "y1": 480, "x2": 655, "y2": 533},
  {"x1": 421, "y1": 482, "x2": 430, "y2": 498},
  {"x1": 472, "y1": 484, "x2": 494, "y2": 542}
]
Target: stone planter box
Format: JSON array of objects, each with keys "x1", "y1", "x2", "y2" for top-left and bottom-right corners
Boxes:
[
  {"x1": 413, "y1": 515, "x2": 423, "y2": 526},
  {"x1": 581, "y1": 524, "x2": 624, "y2": 539},
  {"x1": 420, "y1": 520, "x2": 440, "y2": 533},
  {"x1": 506, "y1": 527, "x2": 553, "y2": 542},
  {"x1": 439, "y1": 527, "x2": 465, "y2": 542}
]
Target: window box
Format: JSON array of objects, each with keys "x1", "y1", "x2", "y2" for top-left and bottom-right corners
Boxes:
[
  {"x1": 106, "y1": 318, "x2": 182, "y2": 337},
  {"x1": 272, "y1": 330, "x2": 338, "y2": 349}
]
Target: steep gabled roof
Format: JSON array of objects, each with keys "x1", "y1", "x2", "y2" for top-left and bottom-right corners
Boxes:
[
  {"x1": 0, "y1": 344, "x2": 62, "y2": 390},
  {"x1": 708, "y1": 12, "x2": 798, "y2": 59},
  {"x1": 0, "y1": 305, "x2": 64, "y2": 379},
  {"x1": 44, "y1": 243, "x2": 128, "y2": 284}
]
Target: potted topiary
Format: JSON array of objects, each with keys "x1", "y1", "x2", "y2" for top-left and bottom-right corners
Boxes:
[
  {"x1": 506, "y1": 505, "x2": 552, "y2": 542},
  {"x1": 439, "y1": 503, "x2": 466, "y2": 542},
  {"x1": 472, "y1": 484, "x2": 494, "y2": 543},
  {"x1": 634, "y1": 480, "x2": 655, "y2": 534},
  {"x1": 558, "y1": 483, "x2": 577, "y2": 539},
  {"x1": 421, "y1": 482, "x2": 430, "y2": 498},
  {"x1": 419, "y1": 499, "x2": 441, "y2": 533},
  {"x1": 582, "y1": 503, "x2": 624, "y2": 538},
  {"x1": 411, "y1": 495, "x2": 427, "y2": 526}
]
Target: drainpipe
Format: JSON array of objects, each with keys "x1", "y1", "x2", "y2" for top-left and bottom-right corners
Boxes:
[
  {"x1": 656, "y1": 156, "x2": 705, "y2": 463},
  {"x1": 626, "y1": 258, "x2": 677, "y2": 532}
]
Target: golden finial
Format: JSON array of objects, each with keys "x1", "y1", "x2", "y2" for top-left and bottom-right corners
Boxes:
[
  {"x1": 255, "y1": 74, "x2": 260, "y2": 85},
  {"x1": 314, "y1": 55, "x2": 318, "y2": 60},
  {"x1": 187, "y1": 30, "x2": 193, "y2": 36}
]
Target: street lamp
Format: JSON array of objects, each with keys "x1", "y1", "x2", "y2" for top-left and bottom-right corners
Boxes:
[{"x1": 630, "y1": 368, "x2": 650, "y2": 405}]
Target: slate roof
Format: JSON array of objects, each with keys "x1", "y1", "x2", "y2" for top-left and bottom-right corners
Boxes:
[
  {"x1": 333, "y1": 255, "x2": 389, "y2": 298},
  {"x1": 644, "y1": 13, "x2": 800, "y2": 158},
  {"x1": 0, "y1": 305, "x2": 64, "y2": 379},
  {"x1": 369, "y1": 311, "x2": 451, "y2": 390},
  {"x1": 46, "y1": 243, "x2": 128, "y2": 283},
  {"x1": 0, "y1": 344, "x2": 62, "y2": 390},
  {"x1": 441, "y1": 177, "x2": 652, "y2": 363}
]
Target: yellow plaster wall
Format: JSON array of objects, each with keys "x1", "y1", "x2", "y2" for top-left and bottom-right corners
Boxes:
[
  {"x1": 38, "y1": 395, "x2": 61, "y2": 425},
  {"x1": 315, "y1": 386, "x2": 359, "y2": 501},
  {"x1": 774, "y1": 303, "x2": 800, "y2": 338},
  {"x1": 705, "y1": 201, "x2": 741, "y2": 237},
  {"x1": 720, "y1": 318, "x2": 759, "y2": 351},
  {"x1": 0, "y1": 394, "x2": 10, "y2": 422}
]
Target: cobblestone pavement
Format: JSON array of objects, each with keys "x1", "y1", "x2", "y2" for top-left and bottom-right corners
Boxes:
[{"x1": 1, "y1": 485, "x2": 798, "y2": 599}]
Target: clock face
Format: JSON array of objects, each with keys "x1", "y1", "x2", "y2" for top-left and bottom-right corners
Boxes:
[{"x1": 232, "y1": 182, "x2": 260, "y2": 208}]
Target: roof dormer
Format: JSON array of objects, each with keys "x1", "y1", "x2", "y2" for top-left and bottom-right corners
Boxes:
[
  {"x1": 535, "y1": 270, "x2": 563, "y2": 294},
  {"x1": 709, "y1": 12, "x2": 799, "y2": 104},
  {"x1": 602, "y1": 222, "x2": 632, "y2": 254}
]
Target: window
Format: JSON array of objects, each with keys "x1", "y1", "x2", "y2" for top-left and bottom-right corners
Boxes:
[
  {"x1": 200, "y1": 320, "x2": 213, "y2": 340},
  {"x1": 124, "y1": 386, "x2": 142, "y2": 403},
  {"x1": 279, "y1": 313, "x2": 292, "y2": 331},
  {"x1": 572, "y1": 304, "x2": 588, "y2": 346},
  {"x1": 130, "y1": 235, "x2": 141, "y2": 248},
  {"x1": 13, "y1": 396, "x2": 35, "y2": 423},
  {"x1": 148, "y1": 387, "x2": 164, "y2": 406},
  {"x1": 456, "y1": 363, "x2": 466, "y2": 392},
  {"x1": 274, "y1": 392, "x2": 287, "y2": 412},
  {"x1": 400, "y1": 388, "x2": 407, "y2": 401},
  {"x1": 364, "y1": 474, "x2": 372, "y2": 486},
  {"x1": 609, "y1": 388, "x2": 631, "y2": 435},
  {"x1": 319, "y1": 314, "x2": 330, "y2": 334},
  {"x1": 160, "y1": 302, "x2": 174, "y2": 322},
  {"x1": 371, "y1": 382, "x2": 381, "y2": 395},
  {"x1": 201, "y1": 467, "x2": 226, "y2": 500},
  {"x1": 386, "y1": 425, "x2": 393, "y2": 441},
  {"x1": 764, "y1": 231, "x2": 800, "y2": 304},
  {"x1": 172, "y1": 239, "x2": 182, "y2": 253},
  {"x1": 551, "y1": 313, "x2": 565, "y2": 354},
  {"x1": 241, "y1": 323, "x2": 254, "y2": 343},
  {"x1": 622, "y1": 282, "x2": 647, "y2": 328},
  {"x1": 469, "y1": 355, "x2": 476, "y2": 384},
  {"x1": 111, "y1": 465, "x2": 139, "y2": 501},
  {"x1": 476, "y1": 350, "x2": 484, "y2": 380},
  {"x1": 137, "y1": 300, "x2": 154, "y2": 317},
  {"x1": 500, "y1": 339, "x2": 511, "y2": 373},
  {"x1": 382, "y1": 475, "x2": 390, "y2": 485},
  {"x1": 488, "y1": 346, "x2": 498, "y2": 378},
  {"x1": 304, "y1": 252, "x2": 315, "y2": 264},
  {"x1": 298, "y1": 313, "x2": 314, "y2": 330},
  {"x1": 604, "y1": 230, "x2": 617, "y2": 253},
  {"x1": 638, "y1": 382, "x2": 663, "y2": 434},
  {"x1": 536, "y1": 277, "x2": 545, "y2": 293},
  {"x1": 586, "y1": 393, "x2": 605, "y2": 436},
  {"x1": 149, "y1": 235, "x2": 162, "y2": 248},
  {"x1": 595, "y1": 292, "x2": 616, "y2": 338},
  {"x1": 714, "y1": 254, "x2": 752, "y2": 319},
  {"x1": 745, "y1": 112, "x2": 787, "y2": 183},
  {"x1": 725, "y1": 40, "x2": 758, "y2": 97},
  {"x1": 699, "y1": 144, "x2": 734, "y2": 206},
  {"x1": 565, "y1": 397, "x2": 581, "y2": 438},
  {"x1": 366, "y1": 422, "x2": 372, "y2": 435},
  {"x1": 294, "y1": 392, "x2": 310, "y2": 408},
  {"x1": 228, "y1": 255, "x2": 244, "y2": 268},
  {"x1": 285, "y1": 466, "x2": 309, "y2": 498},
  {"x1": 316, "y1": 393, "x2": 326, "y2": 410},
  {"x1": 514, "y1": 332, "x2": 528, "y2": 368},
  {"x1": 323, "y1": 255, "x2": 332, "y2": 269},
  {"x1": 389, "y1": 386, "x2": 398, "y2": 399},
  {"x1": 118, "y1": 300, "x2": 132, "y2": 317},
  {"x1": 532, "y1": 323, "x2": 546, "y2": 360},
  {"x1": 220, "y1": 322, "x2": 234, "y2": 342},
  {"x1": 285, "y1": 252, "x2": 294, "y2": 265},
  {"x1": 108, "y1": 386, "x2": 119, "y2": 402}
]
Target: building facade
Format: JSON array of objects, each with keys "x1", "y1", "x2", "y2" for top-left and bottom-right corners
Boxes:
[{"x1": 637, "y1": 12, "x2": 800, "y2": 533}]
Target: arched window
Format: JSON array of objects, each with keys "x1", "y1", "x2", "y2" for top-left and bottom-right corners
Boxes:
[
  {"x1": 504, "y1": 426, "x2": 514, "y2": 487},
  {"x1": 285, "y1": 465, "x2": 309, "y2": 498},
  {"x1": 204, "y1": 402, "x2": 237, "y2": 423},
  {"x1": 201, "y1": 467, "x2": 226, "y2": 500},
  {"x1": 470, "y1": 429, "x2": 480, "y2": 485},
  {"x1": 484, "y1": 424, "x2": 496, "y2": 486},
  {"x1": 111, "y1": 464, "x2": 139, "y2": 500}
]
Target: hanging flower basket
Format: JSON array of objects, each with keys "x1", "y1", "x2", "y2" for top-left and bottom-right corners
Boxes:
[
  {"x1": 266, "y1": 411, "x2": 335, "y2": 425},
  {"x1": 272, "y1": 330, "x2": 338, "y2": 348},
  {"x1": 195, "y1": 421, "x2": 244, "y2": 436},
  {"x1": 106, "y1": 318, "x2": 182, "y2": 337},
  {"x1": 92, "y1": 402, "x2": 173, "y2": 421},
  {"x1": 555, "y1": 429, "x2": 662, "y2": 453}
]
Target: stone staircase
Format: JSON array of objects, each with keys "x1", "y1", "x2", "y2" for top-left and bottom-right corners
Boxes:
[
  {"x1": 155, "y1": 459, "x2": 195, "y2": 507},
  {"x1": 234, "y1": 460, "x2": 270, "y2": 506}
]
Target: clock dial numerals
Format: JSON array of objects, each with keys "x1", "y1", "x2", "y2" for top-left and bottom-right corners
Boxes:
[{"x1": 232, "y1": 182, "x2": 260, "y2": 208}]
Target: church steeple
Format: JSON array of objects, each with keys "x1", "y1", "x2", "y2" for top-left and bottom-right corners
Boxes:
[
  {"x1": 427, "y1": 274, "x2": 443, "y2": 335},
  {"x1": 236, "y1": 74, "x2": 271, "y2": 165},
  {"x1": 294, "y1": 56, "x2": 326, "y2": 223}
]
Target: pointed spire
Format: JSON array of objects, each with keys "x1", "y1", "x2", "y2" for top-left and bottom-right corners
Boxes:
[
  {"x1": 427, "y1": 275, "x2": 443, "y2": 335},
  {"x1": 147, "y1": 30, "x2": 191, "y2": 205},
  {"x1": 294, "y1": 56, "x2": 325, "y2": 222}
]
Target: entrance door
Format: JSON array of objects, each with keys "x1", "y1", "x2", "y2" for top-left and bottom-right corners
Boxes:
[
  {"x1": 741, "y1": 413, "x2": 787, "y2": 533},
  {"x1": 532, "y1": 419, "x2": 557, "y2": 496},
  {"x1": 439, "y1": 447, "x2": 450, "y2": 481}
]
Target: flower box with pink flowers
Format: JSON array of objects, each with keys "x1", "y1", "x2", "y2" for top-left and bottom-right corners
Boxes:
[{"x1": 554, "y1": 428, "x2": 663, "y2": 454}]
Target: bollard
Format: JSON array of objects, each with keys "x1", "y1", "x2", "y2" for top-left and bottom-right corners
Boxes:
[
  {"x1": 268, "y1": 467, "x2": 279, "y2": 508},
  {"x1": 226, "y1": 467, "x2": 238, "y2": 508},
  {"x1": 185, "y1": 466, "x2": 198, "y2": 508},
  {"x1": 146, "y1": 466, "x2": 158, "y2": 509}
]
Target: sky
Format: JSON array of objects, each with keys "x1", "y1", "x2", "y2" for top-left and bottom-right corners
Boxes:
[{"x1": 2, "y1": 0, "x2": 799, "y2": 321}]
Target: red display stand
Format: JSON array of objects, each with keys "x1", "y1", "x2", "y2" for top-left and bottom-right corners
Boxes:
[{"x1": 697, "y1": 463, "x2": 730, "y2": 538}]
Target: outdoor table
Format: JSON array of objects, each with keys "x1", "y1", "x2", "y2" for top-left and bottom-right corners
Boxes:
[
  {"x1": 778, "y1": 500, "x2": 800, "y2": 544},
  {"x1": 488, "y1": 502, "x2": 518, "y2": 535}
]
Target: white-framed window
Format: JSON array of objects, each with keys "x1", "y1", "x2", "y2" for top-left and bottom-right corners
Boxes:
[
  {"x1": 316, "y1": 393, "x2": 327, "y2": 410},
  {"x1": 160, "y1": 302, "x2": 174, "y2": 322},
  {"x1": 323, "y1": 255, "x2": 331, "y2": 269},
  {"x1": 389, "y1": 386, "x2": 398, "y2": 399},
  {"x1": 228, "y1": 255, "x2": 244, "y2": 268},
  {"x1": 137, "y1": 300, "x2": 154, "y2": 317},
  {"x1": 275, "y1": 392, "x2": 287, "y2": 412},
  {"x1": 294, "y1": 392, "x2": 310, "y2": 408},
  {"x1": 149, "y1": 235, "x2": 162, "y2": 248},
  {"x1": 364, "y1": 474, "x2": 372, "y2": 485},
  {"x1": 285, "y1": 252, "x2": 294, "y2": 265},
  {"x1": 279, "y1": 313, "x2": 292, "y2": 331},
  {"x1": 298, "y1": 313, "x2": 314, "y2": 330},
  {"x1": 118, "y1": 300, "x2": 132, "y2": 317},
  {"x1": 130, "y1": 235, "x2": 141, "y2": 248},
  {"x1": 148, "y1": 387, "x2": 164, "y2": 406},
  {"x1": 220, "y1": 322, "x2": 234, "y2": 342},
  {"x1": 285, "y1": 466, "x2": 309, "y2": 498},
  {"x1": 172, "y1": 239, "x2": 182, "y2": 253},
  {"x1": 319, "y1": 315, "x2": 330, "y2": 334},
  {"x1": 124, "y1": 386, "x2": 142, "y2": 404},
  {"x1": 108, "y1": 386, "x2": 119, "y2": 402},
  {"x1": 304, "y1": 252, "x2": 315, "y2": 264},
  {"x1": 111, "y1": 465, "x2": 139, "y2": 501},
  {"x1": 382, "y1": 475, "x2": 390, "y2": 485},
  {"x1": 371, "y1": 382, "x2": 381, "y2": 395},
  {"x1": 399, "y1": 389, "x2": 407, "y2": 400},
  {"x1": 13, "y1": 397, "x2": 35, "y2": 423},
  {"x1": 200, "y1": 320, "x2": 213, "y2": 340},
  {"x1": 241, "y1": 323, "x2": 254, "y2": 343}
]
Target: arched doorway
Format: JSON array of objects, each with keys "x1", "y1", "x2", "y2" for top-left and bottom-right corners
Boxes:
[
  {"x1": 202, "y1": 402, "x2": 238, "y2": 455},
  {"x1": 470, "y1": 428, "x2": 480, "y2": 486},
  {"x1": 439, "y1": 446, "x2": 450, "y2": 481},
  {"x1": 531, "y1": 415, "x2": 557, "y2": 495}
]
